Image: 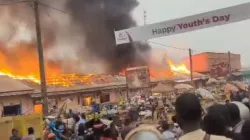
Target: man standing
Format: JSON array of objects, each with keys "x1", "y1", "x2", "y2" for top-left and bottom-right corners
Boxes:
[
  {"x1": 21, "y1": 127, "x2": 35, "y2": 140},
  {"x1": 175, "y1": 93, "x2": 231, "y2": 140},
  {"x1": 10, "y1": 129, "x2": 22, "y2": 140}
]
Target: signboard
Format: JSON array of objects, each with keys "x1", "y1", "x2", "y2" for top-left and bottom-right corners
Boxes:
[
  {"x1": 126, "y1": 66, "x2": 150, "y2": 89},
  {"x1": 210, "y1": 62, "x2": 229, "y2": 77},
  {"x1": 115, "y1": 2, "x2": 250, "y2": 45}
]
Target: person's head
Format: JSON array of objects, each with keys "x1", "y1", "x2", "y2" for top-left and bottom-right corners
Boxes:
[
  {"x1": 225, "y1": 100, "x2": 230, "y2": 104},
  {"x1": 203, "y1": 113, "x2": 227, "y2": 136},
  {"x1": 171, "y1": 115, "x2": 177, "y2": 123},
  {"x1": 207, "y1": 104, "x2": 231, "y2": 126},
  {"x1": 81, "y1": 113, "x2": 86, "y2": 119},
  {"x1": 53, "y1": 105, "x2": 57, "y2": 109},
  {"x1": 175, "y1": 93, "x2": 202, "y2": 128},
  {"x1": 174, "y1": 123, "x2": 179, "y2": 128},
  {"x1": 226, "y1": 103, "x2": 241, "y2": 126},
  {"x1": 12, "y1": 128, "x2": 18, "y2": 136},
  {"x1": 73, "y1": 115, "x2": 80, "y2": 123},
  {"x1": 124, "y1": 118, "x2": 131, "y2": 126},
  {"x1": 241, "y1": 120, "x2": 250, "y2": 140},
  {"x1": 28, "y1": 127, "x2": 34, "y2": 135},
  {"x1": 161, "y1": 122, "x2": 170, "y2": 131},
  {"x1": 108, "y1": 117, "x2": 113, "y2": 121},
  {"x1": 232, "y1": 101, "x2": 250, "y2": 121}
]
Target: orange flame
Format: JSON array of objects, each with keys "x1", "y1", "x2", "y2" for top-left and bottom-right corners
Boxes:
[
  {"x1": 120, "y1": 59, "x2": 190, "y2": 79},
  {"x1": 0, "y1": 43, "x2": 190, "y2": 86},
  {"x1": 0, "y1": 43, "x2": 61, "y2": 84},
  {"x1": 167, "y1": 60, "x2": 190, "y2": 74}
]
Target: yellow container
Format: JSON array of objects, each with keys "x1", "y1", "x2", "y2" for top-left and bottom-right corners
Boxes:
[
  {"x1": 0, "y1": 117, "x2": 13, "y2": 140},
  {"x1": 13, "y1": 113, "x2": 43, "y2": 139}
]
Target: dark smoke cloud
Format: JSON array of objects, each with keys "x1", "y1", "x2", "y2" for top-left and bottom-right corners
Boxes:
[
  {"x1": 0, "y1": 0, "x2": 151, "y2": 74},
  {"x1": 66, "y1": 0, "x2": 150, "y2": 73}
]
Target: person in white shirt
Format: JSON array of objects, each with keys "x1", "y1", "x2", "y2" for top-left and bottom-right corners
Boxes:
[
  {"x1": 172, "y1": 123, "x2": 183, "y2": 138},
  {"x1": 21, "y1": 127, "x2": 36, "y2": 140},
  {"x1": 226, "y1": 103, "x2": 244, "y2": 133},
  {"x1": 175, "y1": 93, "x2": 231, "y2": 140},
  {"x1": 73, "y1": 115, "x2": 81, "y2": 135},
  {"x1": 232, "y1": 101, "x2": 250, "y2": 121}
]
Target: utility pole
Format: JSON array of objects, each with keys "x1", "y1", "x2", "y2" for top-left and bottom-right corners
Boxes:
[
  {"x1": 33, "y1": 0, "x2": 48, "y2": 115},
  {"x1": 189, "y1": 48, "x2": 194, "y2": 86},
  {"x1": 228, "y1": 51, "x2": 232, "y2": 77}
]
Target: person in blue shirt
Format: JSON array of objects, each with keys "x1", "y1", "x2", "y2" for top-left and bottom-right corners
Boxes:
[
  {"x1": 49, "y1": 120, "x2": 67, "y2": 140},
  {"x1": 80, "y1": 113, "x2": 87, "y2": 124},
  {"x1": 92, "y1": 102, "x2": 100, "y2": 113}
]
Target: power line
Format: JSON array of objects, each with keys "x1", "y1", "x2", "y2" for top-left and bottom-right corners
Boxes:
[
  {"x1": 148, "y1": 41, "x2": 189, "y2": 51},
  {"x1": 147, "y1": 41, "x2": 209, "y2": 53}
]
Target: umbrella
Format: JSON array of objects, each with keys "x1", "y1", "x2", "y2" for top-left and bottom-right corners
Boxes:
[
  {"x1": 174, "y1": 84, "x2": 193, "y2": 90},
  {"x1": 224, "y1": 83, "x2": 239, "y2": 94},
  {"x1": 151, "y1": 83, "x2": 174, "y2": 93},
  {"x1": 206, "y1": 78, "x2": 218, "y2": 85}
]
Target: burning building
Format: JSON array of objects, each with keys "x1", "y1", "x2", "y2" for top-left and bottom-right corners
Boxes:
[{"x1": 0, "y1": 0, "x2": 207, "y2": 115}]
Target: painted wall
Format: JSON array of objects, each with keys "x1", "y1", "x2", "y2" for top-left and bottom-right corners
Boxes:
[
  {"x1": 0, "y1": 95, "x2": 34, "y2": 117},
  {"x1": 185, "y1": 52, "x2": 241, "y2": 73}
]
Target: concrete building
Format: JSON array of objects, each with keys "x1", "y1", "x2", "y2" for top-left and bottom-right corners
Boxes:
[
  {"x1": 0, "y1": 72, "x2": 205, "y2": 115},
  {"x1": 0, "y1": 76, "x2": 34, "y2": 117},
  {"x1": 184, "y1": 52, "x2": 241, "y2": 77}
]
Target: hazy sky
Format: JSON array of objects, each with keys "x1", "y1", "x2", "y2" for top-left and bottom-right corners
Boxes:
[{"x1": 133, "y1": 0, "x2": 250, "y2": 67}]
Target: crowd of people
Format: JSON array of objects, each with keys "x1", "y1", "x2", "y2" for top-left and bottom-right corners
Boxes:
[
  {"x1": 9, "y1": 89, "x2": 250, "y2": 140},
  {"x1": 154, "y1": 93, "x2": 250, "y2": 140},
  {"x1": 10, "y1": 127, "x2": 35, "y2": 140}
]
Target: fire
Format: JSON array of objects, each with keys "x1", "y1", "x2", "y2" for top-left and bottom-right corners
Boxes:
[
  {"x1": 0, "y1": 43, "x2": 61, "y2": 84},
  {"x1": 0, "y1": 44, "x2": 112, "y2": 87},
  {"x1": 120, "y1": 59, "x2": 190, "y2": 79},
  {"x1": 167, "y1": 60, "x2": 190, "y2": 74},
  {"x1": 0, "y1": 71, "x2": 40, "y2": 83},
  {"x1": 0, "y1": 42, "x2": 190, "y2": 86}
]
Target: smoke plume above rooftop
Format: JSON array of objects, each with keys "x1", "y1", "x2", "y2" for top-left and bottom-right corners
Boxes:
[{"x1": 0, "y1": 0, "x2": 150, "y2": 74}]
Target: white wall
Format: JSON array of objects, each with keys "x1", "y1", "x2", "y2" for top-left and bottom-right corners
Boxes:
[
  {"x1": 110, "y1": 92, "x2": 124, "y2": 103},
  {"x1": 0, "y1": 95, "x2": 34, "y2": 116},
  {"x1": 57, "y1": 95, "x2": 79, "y2": 113}
]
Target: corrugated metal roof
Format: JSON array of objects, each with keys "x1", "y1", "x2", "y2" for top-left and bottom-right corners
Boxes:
[
  {"x1": 0, "y1": 72, "x2": 205, "y2": 97},
  {"x1": 0, "y1": 76, "x2": 34, "y2": 94},
  {"x1": 0, "y1": 90, "x2": 33, "y2": 97}
]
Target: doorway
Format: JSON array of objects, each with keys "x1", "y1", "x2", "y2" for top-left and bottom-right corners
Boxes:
[
  {"x1": 82, "y1": 97, "x2": 92, "y2": 106},
  {"x1": 100, "y1": 94, "x2": 110, "y2": 103}
]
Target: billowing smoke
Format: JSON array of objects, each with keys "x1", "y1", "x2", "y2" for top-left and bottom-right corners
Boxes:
[{"x1": 0, "y1": 0, "x2": 150, "y2": 74}]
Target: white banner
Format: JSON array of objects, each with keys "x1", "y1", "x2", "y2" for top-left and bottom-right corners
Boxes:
[{"x1": 115, "y1": 2, "x2": 250, "y2": 45}]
